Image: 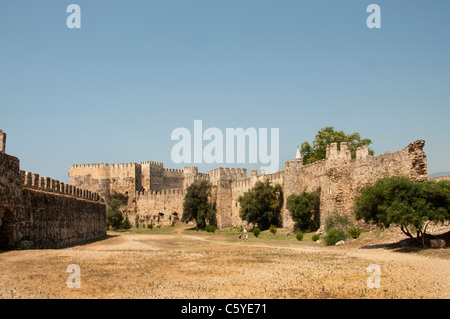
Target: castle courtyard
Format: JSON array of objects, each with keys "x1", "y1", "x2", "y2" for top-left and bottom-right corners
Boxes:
[{"x1": 0, "y1": 225, "x2": 448, "y2": 299}]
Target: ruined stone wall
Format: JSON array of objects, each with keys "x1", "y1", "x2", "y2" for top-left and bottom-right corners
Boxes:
[
  {"x1": 211, "y1": 140, "x2": 427, "y2": 230},
  {"x1": 289, "y1": 140, "x2": 428, "y2": 228},
  {"x1": 68, "y1": 140, "x2": 428, "y2": 231},
  {"x1": 163, "y1": 168, "x2": 184, "y2": 189},
  {"x1": 148, "y1": 161, "x2": 164, "y2": 192},
  {"x1": 133, "y1": 189, "x2": 184, "y2": 226},
  {"x1": 208, "y1": 167, "x2": 248, "y2": 228},
  {"x1": 69, "y1": 162, "x2": 141, "y2": 199},
  {"x1": 0, "y1": 137, "x2": 106, "y2": 249},
  {"x1": 430, "y1": 175, "x2": 450, "y2": 182},
  {"x1": 18, "y1": 188, "x2": 105, "y2": 249},
  {"x1": 0, "y1": 152, "x2": 24, "y2": 248},
  {"x1": 183, "y1": 166, "x2": 209, "y2": 189}
]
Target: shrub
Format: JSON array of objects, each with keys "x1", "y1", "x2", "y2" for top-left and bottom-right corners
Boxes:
[
  {"x1": 269, "y1": 225, "x2": 277, "y2": 235},
  {"x1": 147, "y1": 223, "x2": 153, "y2": 229},
  {"x1": 106, "y1": 192, "x2": 129, "y2": 211},
  {"x1": 106, "y1": 209, "x2": 123, "y2": 230},
  {"x1": 325, "y1": 212, "x2": 353, "y2": 231},
  {"x1": 296, "y1": 232, "x2": 304, "y2": 241},
  {"x1": 348, "y1": 227, "x2": 362, "y2": 239},
  {"x1": 312, "y1": 234, "x2": 320, "y2": 242},
  {"x1": 120, "y1": 216, "x2": 132, "y2": 230},
  {"x1": 253, "y1": 228, "x2": 261, "y2": 237},
  {"x1": 324, "y1": 228, "x2": 349, "y2": 246},
  {"x1": 205, "y1": 225, "x2": 216, "y2": 233}
]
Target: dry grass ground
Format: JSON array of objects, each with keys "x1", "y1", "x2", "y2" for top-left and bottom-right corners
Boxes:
[{"x1": 0, "y1": 224, "x2": 449, "y2": 299}]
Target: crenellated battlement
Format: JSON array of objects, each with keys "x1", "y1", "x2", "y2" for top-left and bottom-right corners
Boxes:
[
  {"x1": 20, "y1": 170, "x2": 101, "y2": 201},
  {"x1": 356, "y1": 145, "x2": 370, "y2": 159},
  {"x1": 208, "y1": 167, "x2": 247, "y2": 181},
  {"x1": 71, "y1": 162, "x2": 139, "y2": 170},
  {"x1": 140, "y1": 161, "x2": 164, "y2": 167},
  {"x1": 164, "y1": 168, "x2": 184, "y2": 174},
  {"x1": 231, "y1": 170, "x2": 284, "y2": 190},
  {"x1": 136, "y1": 188, "x2": 185, "y2": 198},
  {"x1": 182, "y1": 166, "x2": 198, "y2": 171},
  {"x1": 326, "y1": 142, "x2": 351, "y2": 161}
]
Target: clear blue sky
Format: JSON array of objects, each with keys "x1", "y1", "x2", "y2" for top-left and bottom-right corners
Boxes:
[{"x1": 1, "y1": 0, "x2": 449, "y2": 183}]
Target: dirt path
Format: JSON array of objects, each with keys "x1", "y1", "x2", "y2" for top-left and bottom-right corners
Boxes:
[{"x1": 0, "y1": 231, "x2": 448, "y2": 299}]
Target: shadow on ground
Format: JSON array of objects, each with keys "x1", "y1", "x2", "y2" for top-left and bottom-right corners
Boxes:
[
  {"x1": 0, "y1": 234, "x2": 119, "y2": 253},
  {"x1": 360, "y1": 230, "x2": 450, "y2": 253}
]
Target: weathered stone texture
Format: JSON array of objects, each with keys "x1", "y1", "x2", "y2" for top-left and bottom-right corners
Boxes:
[
  {"x1": 18, "y1": 189, "x2": 106, "y2": 249},
  {"x1": 134, "y1": 189, "x2": 184, "y2": 226},
  {"x1": 0, "y1": 152, "x2": 23, "y2": 248},
  {"x1": 0, "y1": 134, "x2": 106, "y2": 249}
]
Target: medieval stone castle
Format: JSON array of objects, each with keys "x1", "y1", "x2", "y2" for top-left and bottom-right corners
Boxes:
[
  {"x1": 0, "y1": 127, "x2": 430, "y2": 249},
  {"x1": 68, "y1": 138, "x2": 428, "y2": 230}
]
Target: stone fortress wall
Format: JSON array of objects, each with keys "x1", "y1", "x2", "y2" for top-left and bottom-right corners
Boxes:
[
  {"x1": 0, "y1": 130, "x2": 106, "y2": 249},
  {"x1": 0, "y1": 126, "x2": 431, "y2": 250},
  {"x1": 69, "y1": 138, "x2": 428, "y2": 230}
]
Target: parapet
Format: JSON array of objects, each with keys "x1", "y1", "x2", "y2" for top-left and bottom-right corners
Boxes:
[
  {"x1": 182, "y1": 166, "x2": 199, "y2": 175},
  {"x1": 164, "y1": 168, "x2": 183, "y2": 174},
  {"x1": 326, "y1": 142, "x2": 351, "y2": 161},
  {"x1": 136, "y1": 188, "x2": 185, "y2": 198},
  {"x1": 284, "y1": 160, "x2": 295, "y2": 169},
  {"x1": 0, "y1": 129, "x2": 6, "y2": 153},
  {"x1": 208, "y1": 167, "x2": 247, "y2": 181},
  {"x1": 141, "y1": 161, "x2": 164, "y2": 167},
  {"x1": 21, "y1": 170, "x2": 101, "y2": 201},
  {"x1": 70, "y1": 162, "x2": 141, "y2": 171},
  {"x1": 356, "y1": 146, "x2": 369, "y2": 160}
]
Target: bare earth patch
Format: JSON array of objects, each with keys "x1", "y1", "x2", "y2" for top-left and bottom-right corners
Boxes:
[{"x1": 0, "y1": 226, "x2": 448, "y2": 299}]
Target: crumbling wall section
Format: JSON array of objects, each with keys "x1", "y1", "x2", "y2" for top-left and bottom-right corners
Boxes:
[{"x1": 134, "y1": 189, "x2": 184, "y2": 227}]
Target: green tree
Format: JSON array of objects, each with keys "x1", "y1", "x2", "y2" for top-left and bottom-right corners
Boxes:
[
  {"x1": 354, "y1": 177, "x2": 450, "y2": 245},
  {"x1": 107, "y1": 209, "x2": 124, "y2": 230},
  {"x1": 301, "y1": 126, "x2": 374, "y2": 165},
  {"x1": 182, "y1": 180, "x2": 216, "y2": 229},
  {"x1": 286, "y1": 192, "x2": 320, "y2": 232},
  {"x1": 106, "y1": 191, "x2": 129, "y2": 210},
  {"x1": 105, "y1": 191, "x2": 129, "y2": 231},
  {"x1": 121, "y1": 215, "x2": 132, "y2": 230},
  {"x1": 238, "y1": 180, "x2": 283, "y2": 230}
]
